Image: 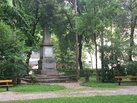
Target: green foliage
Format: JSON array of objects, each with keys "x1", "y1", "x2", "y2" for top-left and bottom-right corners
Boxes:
[
  {"x1": 99, "y1": 26, "x2": 128, "y2": 82},
  {"x1": 99, "y1": 44, "x2": 122, "y2": 82},
  {"x1": 0, "y1": 61, "x2": 27, "y2": 80},
  {"x1": 1, "y1": 0, "x2": 137, "y2": 83},
  {"x1": 57, "y1": 68, "x2": 77, "y2": 76},
  {"x1": 53, "y1": 13, "x2": 76, "y2": 64},
  {"x1": 30, "y1": 74, "x2": 37, "y2": 83},
  {"x1": 125, "y1": 61, "x2": 137, "y2": 76},
  {"x1": 80, "y1": 69, "x2": 93, "y2": 82},
  {"x1": 0, "y1": 1, "x2": 29, "y2": 32},
  {"x1": 98, "y1": 69, "x2": 115, "y2": 83},
  {"x1": 113, "y1": 64, "x2": 126, "y2": 76},
  {"x1": 0, "y1": 21, "x2": 27, "y2": 80},
  {"x1": 0, "y1": 21, "x2": 23, "y2": 60}
]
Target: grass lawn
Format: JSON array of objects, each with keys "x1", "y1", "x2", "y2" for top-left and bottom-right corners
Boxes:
[
  {"x1": 82, "y1": 81, "x2": 119, "y2": 89},
  {"x1": 80, "y1": 77, "x2": 137, "y2": 89},
  {"x1": 0, "y1": 84, "x2": 65, "y2": 92},
  {"x1": 80, "y1": 77, "x2": 119, "y2": 89},
  {"x1": 2, "y1": 95, "x2": 137, "y2": 103}
]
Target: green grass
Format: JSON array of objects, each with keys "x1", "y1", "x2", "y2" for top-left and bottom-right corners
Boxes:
[
  {"x1": 80, "y1": 77, "x2": 137, "y2": 89},
  {"x1": 81, "y1": 77, "x2": 137, "y2": 89},
  {"x1": 0, "y1": 84, "x2": 65, "y2": 92},
  {"x1": 80, "y1": 77, "x2": 119, "y2": 89},
  {"x1": 83, "y1": 81, "x2": 137, "y2": 88},
  {"x1": 82, "y1": 81, "x2": 119, "y2": 89},
  {"x1": 2, "y1": 95, "x2": 137, "y2": 103}
]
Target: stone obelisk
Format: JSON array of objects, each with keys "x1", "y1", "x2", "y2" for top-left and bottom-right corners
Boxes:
[{"x1": 38, "y1": 26, "x2": 58, "y2": 76}]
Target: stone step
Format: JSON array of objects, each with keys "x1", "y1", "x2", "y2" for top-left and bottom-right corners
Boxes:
[
  {"x1": 40, "y1": 70, "x2": 59, "y2": 76},
  {"x1": 22, "y1": 75, "x2": 77, "y2": 83},
  {"x1": 37, "y1": 74, "x2": 70, "y2": 78},
  {"x1": 21, "y1": 78, "x2": 31, "y2": 82},
  {"x1": 25, "y1": 75, "x2": 76, "y2": 78},
  {"x1": 36, "y1": 78, "x2": 71, "y2": 83},
  {"x1": 22, "y1": 78, "x2": 71, "y2": 83}
]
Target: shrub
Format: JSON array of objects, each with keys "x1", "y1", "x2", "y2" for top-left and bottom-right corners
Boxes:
[
  {"x1": 0, "y1": 21, "x2": 28, "y2": 84},
  {"x1": 113, "y1": 64, "x2": 126, "y2": 76},
  {"x1": 30, "y1": 74, "x2": 37, "y2": 83},
  {"x1": 57, "y1": 68, "x2": 77, "y2": 76},
  {"x1": 80, "y1": 69, "x2": 93, "y2": 82},
  {"x1": 125, "y1": 61, "x2": 137, "y2": 76},
  {"x1": 99, "y1": 68, "x2": 115, "y2": 82},
  {"x1": 0, "y1": 61, "x2": 27, "y2": 83}
]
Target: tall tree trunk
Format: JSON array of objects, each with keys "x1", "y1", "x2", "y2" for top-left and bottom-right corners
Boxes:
[
  {"x1": 69, "y1": 0, "x2": 83, "y2": 79},
  {"x1": 100, "y1": 31, "x2": 104, "y2": 82},
  {"x1": 129, "y1": 16, "x2": 137, "y2": 61},
  {"x1": 26, "y1": 51, "x2": 32, "y2": 65},
  {"x1": 25, "y1": 0, "x2": 39, "y2": 65},
  {"x1": 26, "y1": 50, "x2": 32, "y2": 74},
  {"x1": 75, "y1": 33, "x2": 80, "y2": 80},
  {"x1": 93, "y1": 0, "x2": 98, "y2": 81},
  {"x1": 75, "y1": 0, "x2": 80, "y2": 80},
  {"x1": 93, "y1": 33, "x2": 98, "y2": 81},
  {"x1": 78, "y1": 35, "x2": 83, "y2": 70}
]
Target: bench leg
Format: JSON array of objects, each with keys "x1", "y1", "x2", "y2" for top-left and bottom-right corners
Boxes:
[
  {"x1": 6, "y1": 86, "x2": 9, "y2": 91},
  {"x1": 118, "y1": 81, "x2": 121, "y2": 85},
  {"x1": 118, "y1": 79, "x2": 121, "y2": 85}
]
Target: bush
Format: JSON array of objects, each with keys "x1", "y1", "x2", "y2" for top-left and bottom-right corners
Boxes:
[
  {"x1": 99, "y1": 68, "x2": 115, "y2": 82},
  {"x1": 80, "y1": 69, "x2": 93, "y2": 82},
  {"x1": 30, "y1": 74, "x2": 37, "y2": 83},
  {"x1": 125, "y1": 61, "x2": 137, "y2": 76},
  {"x1": 99, "y1": 61, "x2": 137, "y2": 82},
  {"x1": 0, "y1": 21, "x2": 28, "y2": 84},
  {"x1": 0, "y1": 61, "x2": 27, "y2": 83},
  {"x1": 113, "y1": 64, "x2": 126, "y2": 76},
  {"x1": 57, "y1": 68, "x2": 77, "y2": 76},
  {"x1": 57, "y1": 68, "x2": 93, "y2": 82}
]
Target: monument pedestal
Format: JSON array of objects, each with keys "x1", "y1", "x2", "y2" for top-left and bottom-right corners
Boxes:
[
  {"x1": 37, "y1": 26, "x2": 60, "y2": 82},
  {"x1": 38, "y1": 58, "x2": 58, "y2": 76},
  {"x1": 22, "y1": 25, "x2": 77, "y2": 83}
]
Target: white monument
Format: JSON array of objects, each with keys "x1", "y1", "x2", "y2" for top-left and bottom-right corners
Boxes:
[{"x1": 38, "y1": 26, "x2": 58, "y2": 76}]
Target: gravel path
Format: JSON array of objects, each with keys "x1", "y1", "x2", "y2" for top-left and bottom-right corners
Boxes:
[{"x1": 1, "y1": 83, "x2": 137, "y2": 102}]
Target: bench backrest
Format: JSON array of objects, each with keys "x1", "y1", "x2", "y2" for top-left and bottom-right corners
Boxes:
[
  {"x1": 0, "y1": 80, "x2": 12, "y2": 83},
  {"x1": 114, "y1": 76, "x2": 137, "y2": 79}
]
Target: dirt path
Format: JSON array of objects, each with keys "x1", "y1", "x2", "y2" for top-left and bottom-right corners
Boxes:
[{"x1": 0, "y1": 83, "x2": 137, "y2": 102}]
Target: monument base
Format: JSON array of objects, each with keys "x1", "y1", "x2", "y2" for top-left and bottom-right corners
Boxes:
[
  {"x1": 38, "y1": 69, "x2": 59, "y2": 76},
  {"x1": 37, "y1": 58, "x2": 61, "y2": 83},
  {"x1": 38, "y1": 58, "x2": 58, "y2": 74}
]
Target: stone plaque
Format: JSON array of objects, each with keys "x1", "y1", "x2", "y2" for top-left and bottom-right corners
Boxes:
[
  {"x1": 44, "y1": 63, "x2": 56, "y2": 69},
  {"x1": 43, "y1": 47, "x2": 53, "y2": 57}
]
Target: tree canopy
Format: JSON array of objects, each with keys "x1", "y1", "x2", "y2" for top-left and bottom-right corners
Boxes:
[{"x1": 0, "y1": 0, "x2": 137, "y2": 82}]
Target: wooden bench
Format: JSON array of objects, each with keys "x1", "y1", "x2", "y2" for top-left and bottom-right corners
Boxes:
[
  {"x1": 114, "y1": 76, "x2": 137, "y2": 85},
  {"x1": 0, "y1": 80, "x2": 13, "y2": 91}
]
